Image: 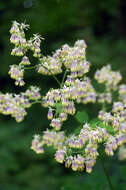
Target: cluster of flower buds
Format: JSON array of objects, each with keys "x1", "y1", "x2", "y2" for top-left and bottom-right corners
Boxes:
[
  {"x1": 31, "y1": 129, "x2": 65, "y2": 153},
  {"x1": 32, "y1": 122, "x2": 118, "y2": 173},
  {"x1": 118, "y1": 84, "x2": 126, "y2": 103},
  {"x1": 99, "y1": 102, "x2": 126, "y2": 153},
  {"x1": 8, "y1": 64, "x2": 25, "y2": 86},
  {"x1": 69, "y1": 155, "x2": 85, "y2": 171},
  {"x1": 31, "y1": 118, "x2": 126, "y2": 173},
  {"x1": 97, "y1": 93, "x2": 112, "y2": 104},
  {"x1": 41, "y1": 87, "x2": 75, "y2": 130},
  {"x1": 60, "y1": 40, "x2": 89, "y2": 77},
  {"x1": 20, "y1": 56, "x2": 31, "y2": 66},
  {"x1": 37, "y1": 40, "x2": 89, "y2": 77},
  {"x1": 9, "y1": 21, "x2": 28, "y2": 86},
  {"x1": 63, "y1": 77, "x2": 96, "y2": 104},
  {"x1": 65, "y1": 123, "x2": 104, "y2": 171},
  {"x1": 10, "y1": 21, "x2": 43, "y2": 57},
  {"x1": 37, "y1": 56, "x2": 62, "y2": 75},
  {"x1": 0, "y1": 85, "x2": 41, "y2": 122},
  {"x1": 55, "y1": 149, "x2": 66, "y2": 163},
  {"x1": 41, "y1": 76, "x2": 96, "y2": 131},
  {"x1": 25, "y1": 86, "x2": 41, "y2": 100},
  {"x1": 28, "y1": 34, "x2": 43, "y2": 58},
  {"x1": 95, "y1": 65, "x2": 122, "y2": 91},
  {"x1": 0, "y1": 92, "x2": 31, "y2": 122},
  {"x1": 31, "y1": 135, "x2": 44, "y2": 154},
  {"x1": 70, "y1": 78, "x2": 96, "y2": 104},
  {"x1": 7, "y1": 21, "x2": 126, "y2": 173},
  {"x1": 10, "y1": 21, "x2": 29, "y2": 53},
  {"x1": 9, "y1": 21, "x2": 43, "y2": 86},
  {"x1": 99, "y1": 101, "x2": 126, "y2": 132},
  {"x1": 31, "y1": 109, "x2": 126, "y2": 172}
]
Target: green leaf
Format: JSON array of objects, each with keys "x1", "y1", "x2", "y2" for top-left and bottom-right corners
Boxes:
[
  {"x1": 74, "y1": 126, "x2": 82, "y2": 135},
  {"x1": 75, "y1": 111, "x2": 89, "y2": 124},
  {"x1": 90, "y1": 118, "x2": 115, "y2": 134},
  {"x1": 55, "y1": 102, "x2": 63, "y2": 114}
]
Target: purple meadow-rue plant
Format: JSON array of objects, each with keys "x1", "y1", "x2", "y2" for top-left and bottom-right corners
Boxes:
[{"x1": 1, "y1": 20, "x2": 126, "y2": 190}]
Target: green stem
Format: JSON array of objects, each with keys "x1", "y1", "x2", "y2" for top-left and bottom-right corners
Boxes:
[
  {"x1": 42, "y1": 64, "x2": 61, "y2": 86},
  {"x1": 100, "y1": 157, "x2": 114, "y2": 190},
  {"x1": 30, "y1": 100, "x2": 42, "y2": 106},
  {"x1": 24, "y1": 64, "x2": 61, "y2": 86},
  {"x1": 23, "y1": 66, "x2": 37, "y2": 70},
  {"x1": 60, "y1": 69, "x2": 68, "y2": 88},
  {"x1": 50, "y1": 74, "x2": 61, "y2": 86}
]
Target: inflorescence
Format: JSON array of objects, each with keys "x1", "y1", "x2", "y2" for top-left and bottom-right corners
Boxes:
[{"x1": 1, "y1": 21, "x2": 126, "y2": 173}]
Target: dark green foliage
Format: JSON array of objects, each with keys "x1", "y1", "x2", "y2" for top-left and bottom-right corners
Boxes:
[
  {"x1": 75, "y1": 111, "x2": 89, "y2": 124},
  {"x1": 0, "y1": 0, "x2": 126, "y2": 189}
]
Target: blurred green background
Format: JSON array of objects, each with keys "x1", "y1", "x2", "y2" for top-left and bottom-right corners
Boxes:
[{"x1": 0, "y1": 0, "x2": 126, "y2": 189}]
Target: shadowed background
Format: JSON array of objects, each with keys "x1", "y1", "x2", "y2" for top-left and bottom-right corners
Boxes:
[{"x1": 0, "y1": 0, "x2": 126, "y2": 189}]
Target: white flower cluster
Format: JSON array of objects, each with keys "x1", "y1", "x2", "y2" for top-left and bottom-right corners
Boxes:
[
  {"x1": 8, "y1": 65, "x2": 24, "y2": 86},
  {"x1": 41, "y1": 76, "x2": 96, "y2": 131},
  {"x1": 9, "y1": 21, "x2": 43, "y2": 86},
  {"x1": 31, "y1": 135, "x2": 44, "y2": 154},
  {"x1": 10, "y1": 21, "x2": 42, "y2": 58},
  {"x1": 0, "y1": 92, "x2": 30, "y2": 122},
  {"x1": 25, "y1": 86, "x2": 41, "y2": 100},
  {"x1": 3, "y1": 21, "x2": 126, "y2": 174},
  {"x1": 95, "y1": 65, "x2": 122, "y2": 91},
  {"x1": 119, "y1": 84, "x2": 126, "y2": 103},
  {"x1": 32, "y1": 99, "x2": 126, "y2": 173},
  {"x1": 37, "y1": 56, "x2": 62, "y2": 75},
  {"x1": 10, "y1": 21, "x2": 29, "y2": 53},
  {"x1": 32, "y1": 122, "x2": 118, "y2": 173},
  {"x1": 0, "y1": 86, "x2": 41, "y2": 122},
  {"x1": 99, "y1": 102, "x2": 126, "y2": 154},
  {"x1": 37, "y1": 40, "x2": 89, "y2": 76},
  {"x1": 31, "y1": 130, "x2": 65, "y2": 154},
  {"x1": 61, "y1": 40, "x2": 89, "y2": 77},
  {"x1": 97, "y1": 93, "x2": 112, "y2": 104}
]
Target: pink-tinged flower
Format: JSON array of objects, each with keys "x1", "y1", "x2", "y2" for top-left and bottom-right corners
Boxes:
[{"x1": 55, "y1": 149, "x2": 66, "y2": 163}]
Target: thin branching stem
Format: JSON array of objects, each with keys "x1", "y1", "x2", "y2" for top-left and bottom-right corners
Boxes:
[
  {"x1": 41, "y1": 64, "x2": 61, "y2": 86},
  {"x1": 30, "y1": 100, "x2": 42, "y2": 106},
  {"x1": 24, "y1": 64, "x2": 61, "y2": 86},
  {"x1": 100, "y1": 156, "x2": 114, "y2": 190},
  {"x1": 23, "y1": 66, "x2": 37, "y2": 70},
  {"x1": 60, "y1": 69, "x2": 68, "y2": 88}
]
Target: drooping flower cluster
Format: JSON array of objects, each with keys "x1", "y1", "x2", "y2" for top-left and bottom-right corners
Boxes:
[
  {"x1": 37, "y1": 56, "x2": 62, "y2": 75},
  {"x1": 0, "y1": 92, "x2": 30, "y2": 122},
  {"x1": 41, "y1": 76, "x2": 96, "y2": 131},
  {"x1": 25, "y1": 86, "x2": 41, "y2": 100},
  {"x1": 60, "y1": 40, "x2": 89, "y2": 77},
  {"x1": 31, "y1": 135, "x2": 44, "y2": 154},
  {"x1": 32, "y1": 122, "x2": 119, "y2": 173},
  {"x1": 10, "y1": 21, "x2": 29, "y2": 52},
  {"x1": 9, "y1": 21, "x2": 43, "y2": 85},
  {"x1": 1, "y1": 21, "x2": 126, "y2": 174},
  {"x1": 37, "y1": 40, "x2": 89, "y2": 76},
  {"x1": 8, "y1": 65, "x2": 24, "y2": 86},
  {"x1": 118, "y1": 84, "x2": 126, "y2": 103},
  {"x1": 99, "y1": 102, "x2": 126, "y2": 152},
  {"x1": 97, "y1": 92, "x2": 112, "y2": 104},
  {"x1": 95, "y1": 65, "x2": 122, "y2": 91},
  {"x1": 0, "y1": 86, "x2": 41, "y2": 122}
]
